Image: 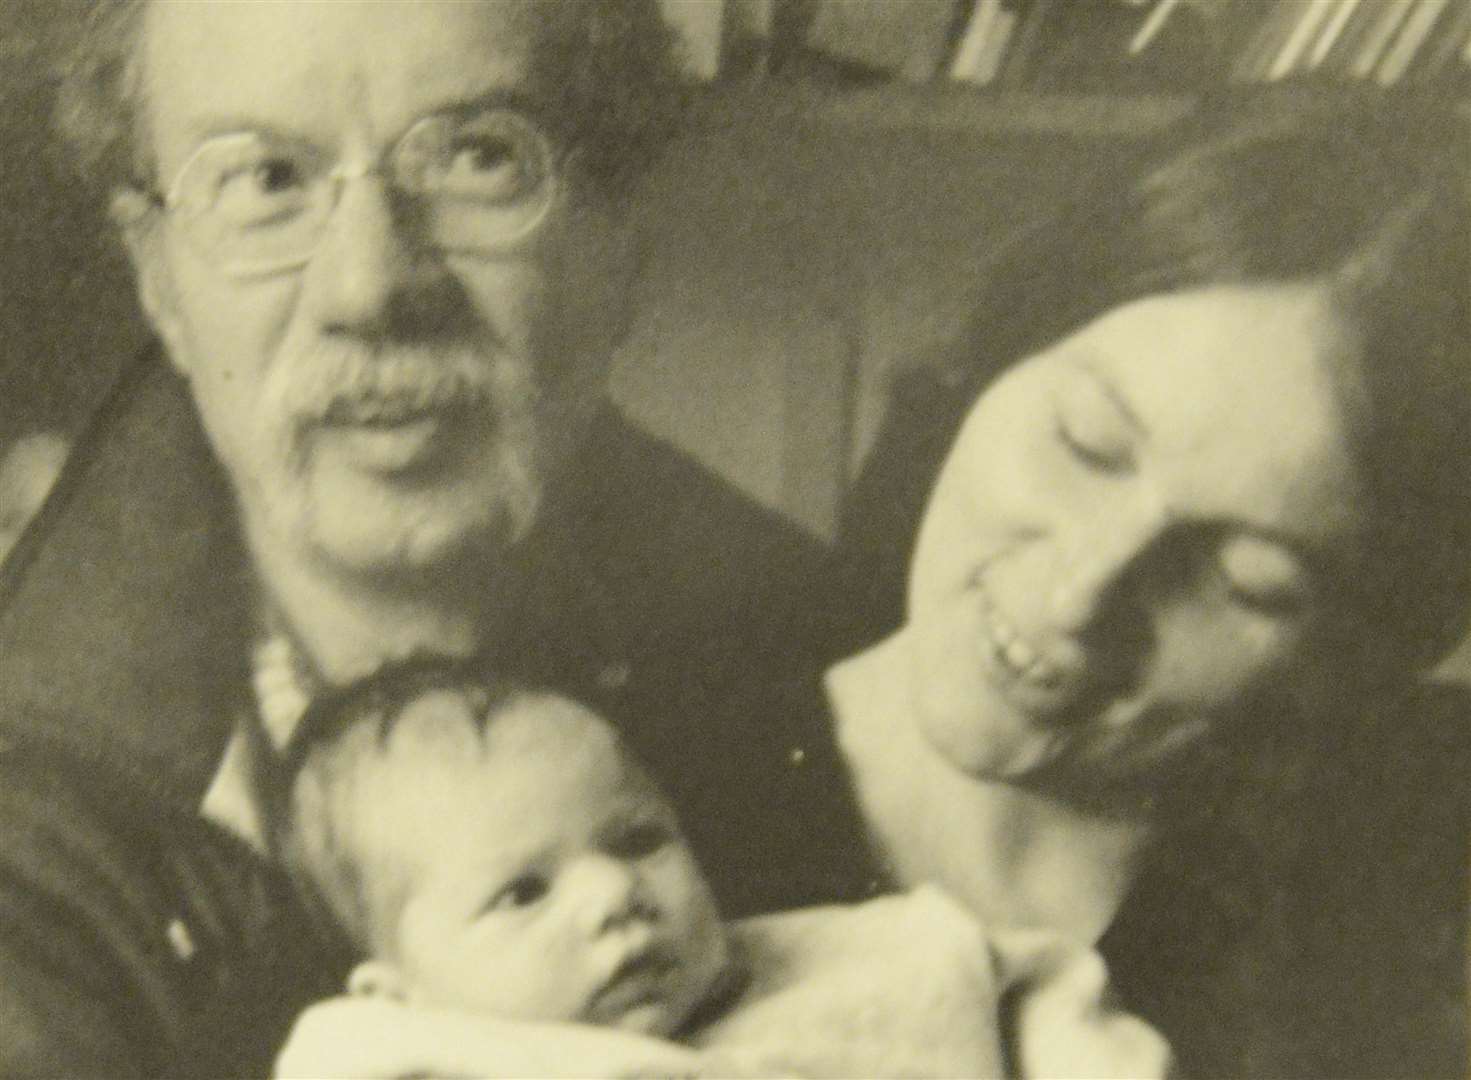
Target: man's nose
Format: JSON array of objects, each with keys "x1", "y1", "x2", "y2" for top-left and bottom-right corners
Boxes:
[
  {"x1": 1045, "y1": 500, "x2": 1168, "y2": 634},
  {"x1": 570, "y1": 856, "x2": 648, "y2": 937},
  {"x1": 301, "y1": 177, "x2": 431, "y2": 333}
]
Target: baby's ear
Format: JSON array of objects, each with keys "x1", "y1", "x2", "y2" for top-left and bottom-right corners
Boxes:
[{"x1": 347, "y1": 960, "x2": 407, "y2": 1001}]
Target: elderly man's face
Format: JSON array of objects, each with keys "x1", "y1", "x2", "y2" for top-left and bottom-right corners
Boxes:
[{"x1": 125, "y1": 1, "x2": 635, "y2": 576}]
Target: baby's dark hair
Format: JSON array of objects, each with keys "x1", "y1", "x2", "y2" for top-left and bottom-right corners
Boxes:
[
  {"x1": 278, "y1": 654, "x2": 524, "y2": 782},
  {"x1": 267, "y1": 654, "x2": 558, "y2": 954}
]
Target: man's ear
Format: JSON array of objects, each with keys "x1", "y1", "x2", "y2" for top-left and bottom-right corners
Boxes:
[
  {"x1": 110, "y1": 189, "x2": 190, "y2": 370},
  {"x1": 346, "y1": 960, "x2": 408, "y2": 1001}
]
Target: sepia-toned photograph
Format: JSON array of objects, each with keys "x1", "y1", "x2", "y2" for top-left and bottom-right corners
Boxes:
[{"x1": 0, "y1": 1, "x2": 1466, "y2": 1076}]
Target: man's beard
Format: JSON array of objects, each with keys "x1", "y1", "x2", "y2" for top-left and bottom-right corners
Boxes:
[{"x1": 250, "y1": 332, "x2": 548, "y2": 574}]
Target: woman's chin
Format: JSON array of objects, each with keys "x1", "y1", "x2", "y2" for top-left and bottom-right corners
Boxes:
[{"x1": 915, "y1": 694, "x2": 1058, "y2": 781}]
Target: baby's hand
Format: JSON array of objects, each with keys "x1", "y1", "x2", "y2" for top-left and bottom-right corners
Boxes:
[{"x1": 275, "y1": 994, "x2": 709, "y2": 1079}]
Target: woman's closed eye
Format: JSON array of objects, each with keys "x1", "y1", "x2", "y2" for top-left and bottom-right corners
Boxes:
[
  {"x1": 1218, "y1": 535, "x2": 1312, "y2": 616},
  {"x1": 1053, "y1": 366, "x2": 1138, "y2": 473}
]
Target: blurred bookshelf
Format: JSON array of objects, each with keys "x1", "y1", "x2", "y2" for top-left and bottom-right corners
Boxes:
[{"x1": 659, "y1": 0, "x2": 1471, "y2": 95}]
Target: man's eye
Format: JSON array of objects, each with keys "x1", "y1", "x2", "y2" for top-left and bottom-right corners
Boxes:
[
  {"x1": 439, "y1": 134, "x2": 531, "y2": 201},
  {"x1": 450, "y1": 135, "x2": 516, "y2": 175},
  {"x1": 211, "y1": 155, "x2": 310, "y2": 222},
  {"x1": 488, "y1": 873, "x2": 549, "y2": 912},
  {"x1": 250, "y1": 158, "x2": 305, "y2": 194},
  {"x1": 605, "y1": 820, "x2": 672, "y2": 859},
  {"x1": 216, "y1": 156, "x2": 306, "y2": 196}
]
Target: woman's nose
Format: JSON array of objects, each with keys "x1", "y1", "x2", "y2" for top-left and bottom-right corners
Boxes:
[
  {"x1": 569, "y1": 856, "x2": 647, "y2": 936},
  {"x1": 301, "y1": 177, "x2": 423, "y2": 333},
  {"x1": 1046, "y1": 502, "x2": 1167, "y2": 634}
]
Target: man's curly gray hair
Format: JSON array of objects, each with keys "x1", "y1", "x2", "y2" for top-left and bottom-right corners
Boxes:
[{"x1": 52, "y1": 0, "x2": 688, "y2": 204}]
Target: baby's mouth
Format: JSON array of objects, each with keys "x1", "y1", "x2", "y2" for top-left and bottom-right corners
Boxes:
[{"x1": 589, "y1": 948, "x2": 675, "y2": 1018}]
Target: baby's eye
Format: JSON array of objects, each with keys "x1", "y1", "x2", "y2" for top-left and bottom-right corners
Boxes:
[
  {"x1": 605, "y1": 819, "x2": 672, "y2": 860},
  {"x1": 488, "y1": 873, "x2": 549, "y2": 912}
]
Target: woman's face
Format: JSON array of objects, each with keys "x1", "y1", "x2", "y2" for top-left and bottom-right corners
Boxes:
[{"x1": 907, "y1": 283, "x2": 1368, "y2": 793}]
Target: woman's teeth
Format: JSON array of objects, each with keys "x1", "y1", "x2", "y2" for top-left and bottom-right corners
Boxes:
[{"x1": 978, "y1": 588, "x2": 1063, "y2": 688}]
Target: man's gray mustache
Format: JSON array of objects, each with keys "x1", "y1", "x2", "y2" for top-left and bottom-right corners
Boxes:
[{"x1": 283, "y1": 343, "x2": 520, "y2": 425}]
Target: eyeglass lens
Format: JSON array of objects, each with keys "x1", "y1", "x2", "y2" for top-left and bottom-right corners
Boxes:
[{"x1": 166, "y1": 108, "x2": 558, "y2": 277}]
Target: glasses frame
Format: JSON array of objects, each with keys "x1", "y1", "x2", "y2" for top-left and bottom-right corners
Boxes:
[{"x1": 143, "y1": 107, "x2": 564, "y2": 280}]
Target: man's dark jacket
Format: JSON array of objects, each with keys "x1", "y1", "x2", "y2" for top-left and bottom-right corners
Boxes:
[{"x1": 0, "y1": 346, "x2": 875, "y2": 1077}]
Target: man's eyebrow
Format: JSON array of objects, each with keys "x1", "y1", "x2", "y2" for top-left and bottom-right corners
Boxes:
[
  {"x1": 173, "y1": 89, "x2": 547, "y2": 156},
  {"x1": 433, "y1": 88, "x2": 546, "y2": 122},
  {"x1": 178, "y1": 116, "x2": 312, "y2": 149}
]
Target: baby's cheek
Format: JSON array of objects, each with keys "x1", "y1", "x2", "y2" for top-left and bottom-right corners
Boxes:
[{"x1": 681, "y1": 877, "x2": 729, "y2": 966}]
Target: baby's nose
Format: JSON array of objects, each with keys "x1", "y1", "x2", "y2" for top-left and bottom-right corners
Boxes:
[{"x1": 570, "y1": 856, "x2": 648, "y2": 936}]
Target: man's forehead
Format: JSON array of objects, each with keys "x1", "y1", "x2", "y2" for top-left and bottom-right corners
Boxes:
[{"x1": 140, "y1": 0, "x2": 561, "y2": 158}]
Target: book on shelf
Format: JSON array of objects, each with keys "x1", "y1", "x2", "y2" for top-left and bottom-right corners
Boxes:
[
  {"x1": 726, "y1": 0, "x2": 777, "y2": 40},
  {"x1": 1348, "y1": 0, "x2": 1417, "y2": 78},
  {"x1": 1408, "y1": 0, "x2": 1471, "y2": 82},
  {"x1": 950, "y1": 0, "x2": 1019, "y2": 85},
  {"x1": 1321, "y1": 0, "x2": 1384, "y2": 70},
  {"x1": 1009, "y1": 0, "x2": 1258, "y2": 93},
  {"x1": 803, "y1": 0, "x2": 963, "y2": 82},
  {"x1": 997, "y1": 0, "x2": 1065, "y2": 86},
  {"x1": 1265, "y1": 0, "x2": 1338, "y2": 80},
  {"x1": 1231, "y1": 3, "x2": 1300, "y2": 81},
  {"x1": 659, "y1": 0, "x2": 726, "y2": 79},
  {"x1": 1377, "y1": 0, "x2": 1454, "y2": 84},
  {"x1": 1303, "y1": 0, "x2": 1363, "y2": 70},
  {"x1": 1224, "y1": 0, "x2": 1468, "y2": 85},
  {"x1": 722, "y1": 0, "x2": 778, "y2": 75},
  {"x1": 1128, "y1": 0, "x2": 1185, "y2": 57},
  {"x1": 741, "y1": 0, "x2": 1471, "y2": 93}
]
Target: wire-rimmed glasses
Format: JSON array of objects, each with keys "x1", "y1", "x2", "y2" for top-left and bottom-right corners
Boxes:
[{"x1": 150, "y1": 107, "x2": 561, "y2": 280}]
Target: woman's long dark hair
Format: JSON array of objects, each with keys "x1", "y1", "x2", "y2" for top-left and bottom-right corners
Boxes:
[
  {"x1": 842, "y1": 88, "x2": 1471, "y2": 671},
  {"x1": 835, "y1": 88, "x2": 1470, "y2": 1077}
]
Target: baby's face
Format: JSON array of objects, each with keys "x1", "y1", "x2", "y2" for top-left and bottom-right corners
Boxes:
[{"x1": 361, "y1": 690, "x2": 729, "y2": 1036}]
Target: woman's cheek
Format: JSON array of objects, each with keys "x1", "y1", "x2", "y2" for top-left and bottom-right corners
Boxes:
[{"x1": 1150, "y1": 603, "x2": 1299, "y2": 715}]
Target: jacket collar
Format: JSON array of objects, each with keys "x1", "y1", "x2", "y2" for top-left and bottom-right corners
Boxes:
[
  {"x1": 0, "y1": 346, "x2": 635, "y2": 804},
  {"x1": 0, "y1": 346, "x2": 251, "y2": 803}
]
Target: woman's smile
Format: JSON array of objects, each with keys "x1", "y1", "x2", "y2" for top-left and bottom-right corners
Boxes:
[
  {"x1": 970, "y1": 576, "x2": 1088, "y2": 703},
  {"x1": 907, "y1": 284, "x2": 1366, "y2": 787}
]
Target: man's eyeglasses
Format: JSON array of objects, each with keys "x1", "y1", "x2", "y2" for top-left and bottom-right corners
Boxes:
[{"x1": 148, "y1": 108, "x2": 561, "y2": 280}]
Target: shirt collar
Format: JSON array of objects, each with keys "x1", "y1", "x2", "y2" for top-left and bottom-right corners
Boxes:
[{"x1": 201, "y1": 627, "x2": 313, "y2": 850}]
